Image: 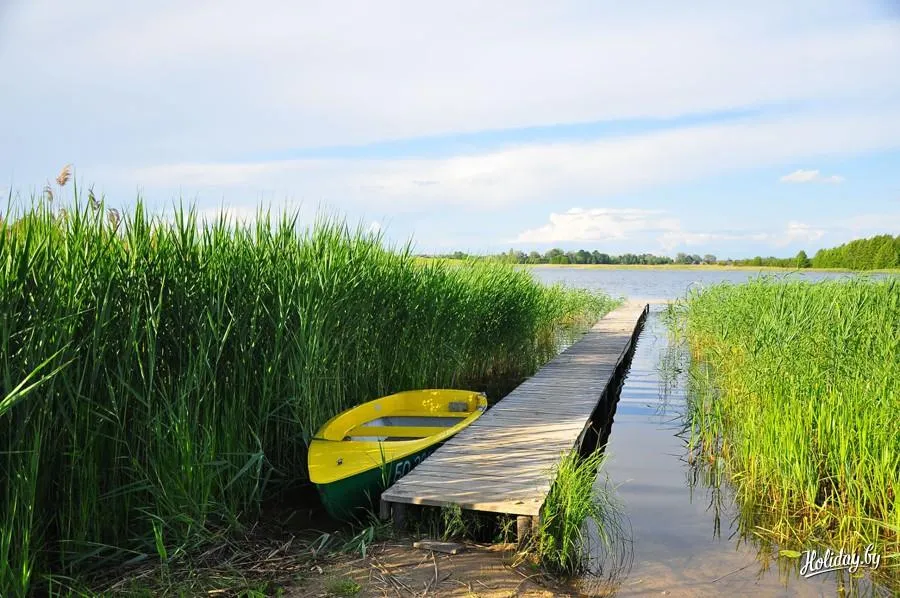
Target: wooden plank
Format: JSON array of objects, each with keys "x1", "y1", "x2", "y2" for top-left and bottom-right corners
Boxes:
[
  {"x1": 482, "y1": 409, "x2": 600, "y2": 418},
  {"x1": 454, "y1": 417, "x2": 586, "y2": 429},
  {"x1": 402, "y1": 467, "x2": 557, "y2": 482},
  {"x1": 450, "y1": 423, "x2": 585, "y2": 436},
  {"x1": 384, "y1": 494, "x2": 543, "y2": 516},
  {"x1": 442, "y1": 428, "x2": 582, "y2": 442},
  {"x1": 389, "y1": 484, "x2": 552, "y2": 501},
  {"x1": 403, "y1": 466, "x2": 556, "y2": 482},
  {"x1": 406, "y1": 459, "x2": 559, "y2": 474},
  {"x1": 413, "y1": 540, "x2": 466, "y2": 555},
  {"x1": 413, "y1": 457, "x2": 563, "y2": 471},
  {"x1": 414, "y1": 458, "x2": 563, "y2": 475},
  {"x1": 439, "y1": 438, "x2": 576, "y2": 450},
  {"x1": 488, "y1": 395, "x2": 605, "y2": 405},
  {"x1": 471, "y1": 416, "x2": 588, "y2": 427},
  {"x1": 432, "y1": 447, "x2": 570, "y2": 458},
  {"x1": 384, "y1": 485, "x2": 553, "y2": 505},
  {"x1": 412, "y1": 459, "x2": 568, "y2": 473},
  {"x1": 429, "y1": 446, "x2": 572, "y2": 458}
]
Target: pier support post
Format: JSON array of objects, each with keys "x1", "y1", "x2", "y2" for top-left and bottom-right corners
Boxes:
[
  {"x1": 516, "y1": 515, "x2": 533, "y2": 546},
  {"x1": 392, "y1": 502, "x2": 407, "y2": 532}
]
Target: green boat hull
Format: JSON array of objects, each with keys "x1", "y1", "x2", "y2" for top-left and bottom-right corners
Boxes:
[{"x1": 315, "y1": 444, "x2": 439, "y2": 521}]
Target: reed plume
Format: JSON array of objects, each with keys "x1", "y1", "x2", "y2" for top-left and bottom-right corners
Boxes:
[{"x1": 56, "y1": 164, "x2": 72, "y2": 187}]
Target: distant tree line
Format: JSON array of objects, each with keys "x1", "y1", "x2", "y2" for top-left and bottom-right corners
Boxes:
[
  {"x1": 729, "y1": 235, "x2": 900, "y2": 269},
  {"x1": 431, "y1": 248, "x2": 711, "y2": 265},
  {"x1": 425, "y1": 234, "x2": 900, "y2": 270},
  {"x1": 730, "y1": 251, "x2": 812, "y2": 269},
  {"x1": 809, "y1": 234, "x2": 900, "y2": 270}
]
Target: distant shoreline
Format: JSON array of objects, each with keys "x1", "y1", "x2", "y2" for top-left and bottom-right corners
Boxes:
[
  {"x1": 521, "y1": 263, "x2": 900, "y2": 273},
  {"x1": 415, "y1": 258, "x2": 899, "y2": 274}
]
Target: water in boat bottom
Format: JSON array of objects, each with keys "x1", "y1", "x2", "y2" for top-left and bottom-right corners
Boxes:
[{"x1": 576, "y1": 306, "x2": 890, "y2": 597}]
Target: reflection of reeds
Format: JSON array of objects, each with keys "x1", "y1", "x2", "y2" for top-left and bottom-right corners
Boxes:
[
  {"x1": 670, "y1": 277, "x2": 900, "y2": 592},
  {"x1": 0, "y1": 195, "x2": 616, "y2": 596}
]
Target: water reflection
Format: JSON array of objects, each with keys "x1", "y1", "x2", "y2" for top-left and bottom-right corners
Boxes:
[{"x1": 577, "y1": 307, "x2": 892, "y2": 597}]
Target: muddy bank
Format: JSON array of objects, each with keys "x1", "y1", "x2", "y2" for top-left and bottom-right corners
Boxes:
[{"x1": 288, "y1": 538, "x2": 577, "y2": 598}]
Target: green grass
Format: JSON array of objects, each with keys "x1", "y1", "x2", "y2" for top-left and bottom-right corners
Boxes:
[
  {"x1": 325, "y1": 577, "x2": 361, "y2": 597},
  {"x1": 667, "y1": 277, "x2": 899, "y2": 578},
  {"x1": 405, "y1": 503, "x2": 502, "y2": 544},
  {"x1": 0, "y1": 193, "x2": 618, "y2": 596},
  {"x1": 530, "y1": 449, "x2": 626, "y2": 579}
]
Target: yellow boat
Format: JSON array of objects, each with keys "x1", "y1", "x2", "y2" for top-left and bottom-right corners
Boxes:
[{"x1": 308, "y1": 389, "x2": 487, "y2": 520}]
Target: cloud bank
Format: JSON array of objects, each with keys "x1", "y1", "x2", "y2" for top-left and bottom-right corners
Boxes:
[{"x1": 514, "y1": 208, "x2": 828, "y2": 251}]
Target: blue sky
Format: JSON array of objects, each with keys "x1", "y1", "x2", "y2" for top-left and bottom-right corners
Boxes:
[{"x1": 2, "y1": 0, "x2": 899, "y2": 258}]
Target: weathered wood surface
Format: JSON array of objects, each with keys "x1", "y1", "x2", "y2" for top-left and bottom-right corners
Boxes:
[{"x1": 380, "y1": 301, "x2": 648, "y2": 518}]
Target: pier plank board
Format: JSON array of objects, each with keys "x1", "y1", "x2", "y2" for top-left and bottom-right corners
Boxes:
[{"x1": 380, "y1": 301, "x2": 648, "y2": 519}]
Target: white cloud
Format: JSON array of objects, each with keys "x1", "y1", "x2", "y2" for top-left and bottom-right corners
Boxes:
[
  {"x1": 367, "y1": 220, "x2": 382, "y2": 235},
  {"x1": 2, "y1": 1, "x2": 899, "y2": 169},
  {"x1": 514, "y1": 208, "x2": 679, "y2": 243},
  {"x1": 659, "y1": 221, "x2": 824, "y2": 250},
  {"x1": 119, "y1": 104, "x2": 900, "y2": 210},
  {"x1": 779, "y1": 221, "x2": 826, "y2": 245},
  {"x1": 780, "y1": 169, "x2": 845, "y2": 183},
  {"x1": 515, "y1": 207, "x2": 826, "y2": 251}
]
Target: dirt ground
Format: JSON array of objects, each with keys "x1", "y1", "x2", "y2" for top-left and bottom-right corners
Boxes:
[{"x1": 286, "y1": 538, "x2": 582, "y2": 598}]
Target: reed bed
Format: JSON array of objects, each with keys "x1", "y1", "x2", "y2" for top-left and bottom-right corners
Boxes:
[
  {"x1": 0, "y1": 196, "x2": 617, "y2": 596},
  {"x1": 534, "y1": 450, "x2": 618, "y2": 577},
  {"x1": 537, "y1": 449, "x2": 631, "y2": 594},
  {"x1": 668, "y1": 277, "x2": 899, "y2": 571}
]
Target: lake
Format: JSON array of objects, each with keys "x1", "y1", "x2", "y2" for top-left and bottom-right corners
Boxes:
[
  {"x1": 528, "y1": 265, "x2": 875, "y2": 302},
  {"x1": 528, "y1": 267, "x2": 893, "y2": 597}
]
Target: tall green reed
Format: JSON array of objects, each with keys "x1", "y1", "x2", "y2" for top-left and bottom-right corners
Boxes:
[
  {"x1": 668, "y1": 277, "x2": 899, "y2": 569},
  {"x1": 0, "y1": 194, "x2": 615, "y2": 596},
  {"x1": 531, "y1": 449, "x2": 627, "y2": 579}
]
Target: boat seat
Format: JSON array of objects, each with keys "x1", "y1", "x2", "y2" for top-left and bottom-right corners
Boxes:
[
  {"x1": 390, "y1": 410, "x2": 472, "y2": 418},
  {"x1": 347, "y1": 425, "x2": 449, "y2": 438}
]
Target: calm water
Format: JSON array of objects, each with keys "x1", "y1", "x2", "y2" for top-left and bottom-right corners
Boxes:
[
  {"x1": 529, "y1": 265, "x2": 874, "y2": 302},
  {"x1": 528, "y1": 268, "x2": 893, "y2": 597}
]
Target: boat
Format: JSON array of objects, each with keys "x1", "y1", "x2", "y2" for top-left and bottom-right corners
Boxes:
[{"x1": 308, "y1": 389, "x2": 487, "y2": 520}]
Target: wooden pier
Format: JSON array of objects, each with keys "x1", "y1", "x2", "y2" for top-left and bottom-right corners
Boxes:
[{"x1": 380, "y1": 301, "x2": 649, "y2": 537}]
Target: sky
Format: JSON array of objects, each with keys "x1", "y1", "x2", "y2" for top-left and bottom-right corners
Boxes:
[{"x1": 1, "y1": 1, "x2": 899, "y2": 258}]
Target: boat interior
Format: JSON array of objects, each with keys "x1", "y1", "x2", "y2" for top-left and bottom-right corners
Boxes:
[{"x1": 344, "y1": 414, "x2": 468, "y2": 441}]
